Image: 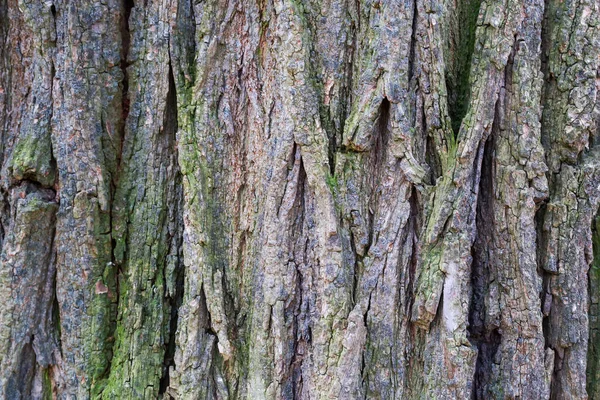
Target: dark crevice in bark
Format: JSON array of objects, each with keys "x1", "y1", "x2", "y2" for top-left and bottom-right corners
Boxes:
[
  {"x1": 539, "y1": 0, "x2": 553, "y2": 156},
  {"x1": 108, "y1": 0, "x2": 134, "y2": 275},
  {"x1": 468, "y1": 47, "x2": 516, "y2": 399},
  {"x1": 587, "y1": 209, "x2": 600, "y2": 396},
  {"x1": 445, "y1": 0, "x2": 482, "y2": 136},
  {"x1": 290, "y1": 155, "x2": 307, "y2": 400},
  {"x1": 538, "y1": 2, "x2": 557, "y2": 393},
  {"x1": 539, "y1": 0, "x2": 552, "y2": 86},
  {"x1": 119, "y1": 0, "x2": 133, "y2": 168},
  {"x1": 350, "y1": 226, "x2": 360, "y2": 305},
  {"x1": 535, "y1": 199, "x2": 551, "y2": 317},
  {"x1": 422, "y1": 95, "x2": 440, "y2": 183},
  {"x1": 323, "y1": 107, "x2": 337, "y2": 177},
  {"x1": 339, "y1": 13, "x2": 357, "y2": 148},
  {"x1": 0, "y1": 190, "x2": 8, "y2": 247},
  {"x1": 199, "y1": 285, "x2": 216, "y2": 337},
  {"x1": 537, "y1": 201, "x2": 554, "y2": 394},
  {"x1": 407, "y1": 0, "x2": 418, "y2": 85},
  {"x1": 370, "y1": 98, "x2": 390, "y2": 192},
  {"x1": 469, "y1": 117, "x2": 499, "y2": 400},
  {"x1": 159, "y1": 61, "x2": 184, "y2": 396},
  {"x1": 351, "y1": 97, "x2": 392, "y2": 322},
  {"x1": 52, "y1": 291, "x2": 62, "y2": 353},
  {"x1": 95, "y1": 1, "x2": 133, "y2": 391},
  {"x1": 405, "y1": 182, "x2": 424, "y2": 396},
  {"x1": 406, "y1": 185, "x2": 420, "y2": 316},
  {"x1": 360, "y1": 293, "x2": 372, "y2": 390}
]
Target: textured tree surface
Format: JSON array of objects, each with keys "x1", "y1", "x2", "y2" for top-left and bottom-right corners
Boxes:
[{"x1": 1, "y1": 0, "x2": 600, "y2": 398}]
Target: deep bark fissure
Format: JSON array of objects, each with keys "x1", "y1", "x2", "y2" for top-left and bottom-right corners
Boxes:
[
  {"x1": 539, "y1": 0, "x2": 553, "y2": 154},
  {"x1": 587, "y1": 206, "x2": 600, "y2": 397},
  {"x1": 118, "y1": 0, "x2": 133, "y2": 172},
  {"x1": 159, "y1": 60, "x2": 184, "y2": 396},
  {"x1": 445, "y1": 0, "x2": 482, "y2": 135},
  {"x1": 324, "y1": 109, "x2": 337, "y2": 177},
  {"x1": 369, "y1": 98, "x2": 390, "y2": 195},
  {"x1": 407, "y1": 0, "x2": 418, "y2": 86},
  {"x1": 290, "y1": 155, "x2": 307, "y2": 400},
  {"x1": 97, "y1": 1, "x2": 134, "y2": 390},
  {"x1": 338, "y1": 11, "x2": 357, "y2": 150},
  {"x1": 469, "y1": 131, "x2": 499, "y2": 399},
  {"x1": 406, "y1": 185, "x2": 420, "y2": 316}
]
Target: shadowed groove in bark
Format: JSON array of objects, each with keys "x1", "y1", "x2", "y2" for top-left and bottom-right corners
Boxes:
[
  {"x1": 358, "y1": 94, "x2": 398, "y2": 398},
  {"x1": 159, "y1": 60, "x2": 184, "y2": 396},
  {"x1": 469, "y1": 130, "x2": 500, "y2": 399},
  {"x1": 405, "y1": 184, "x2": 423, "y2": 398},
  {"x1": 323, "y1": 100, "x2": 337, "y2": 177},
  {"x1": 407, "y1": 185, "x2": 421, "y2": 316},
  {"x1": 98, "y1": 0, "x2": 134, "y2": 391},
  {"x1": 587, "y1": 210, "x2": 600, "y2": 397},
  {"x1": 445, "y1": 0, "x2": 482, "y2": 135},
  {"x1": 537, "y1": 11, "x2": 553, "y2": 370},
  {"x1": 539, "y1": 0, "x2": 552, "y2": 154},
  {"x1": 538, "y1": 199, "x2": 552, "y2": 344},
  {"x1": 536, "y1": 0, "x2": 556, "y2": 390},
  {"x1": 120, "y1": 0, "x2": 133, "y2": 155},
  {"x1": 290, "y1": 153, "x2": 307, "y2": 399},
  {"x1": 408, "y1": 0, "x2": 418, "y2": 87},
  {"x1": 370, "y1": 98, "x2": 390, "y2": 184}
]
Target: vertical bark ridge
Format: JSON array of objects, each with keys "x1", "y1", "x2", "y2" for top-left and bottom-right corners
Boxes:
[
  {"x1": 0, "y1": 184, "x2": 58, "y2": 398},
  {"x1": 539, "y1": 0, "x2": 600, "y2": 396},
  {"x1": 336, "y1": 1, "x2": 428, "y2": 397},
  {"x1": 100, "y1": 0, "x2": 184, "y2": 398},
  {"x1": 410, "y1": 0, "x2": 544, "y2": 396},
  {"x1": 169, "y1": 0, "x2": 252, "y2": 396},
  {"x1": 0, "y1": 1, "x2": 61, "y2": 398},
  {"x1": 51, "y1": 0, "x2": 125, "y2": 396},
  {"x1": 470, "y1": 0, "x2": 550, "y2": 396}
]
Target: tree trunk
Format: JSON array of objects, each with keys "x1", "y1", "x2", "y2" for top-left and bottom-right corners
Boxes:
[{"x1": 1, "y1": 0, "x2": 599, "y2": 398}]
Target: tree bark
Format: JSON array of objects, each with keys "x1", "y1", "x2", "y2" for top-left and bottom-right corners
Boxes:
[{"x1": 1, "y1": 0, "x2": 599, "y2": 398}]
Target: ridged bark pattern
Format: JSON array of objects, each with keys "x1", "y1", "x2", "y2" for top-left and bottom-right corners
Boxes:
[{"x1": 1, "y1": 0, "x2": 600, "y2": 398}]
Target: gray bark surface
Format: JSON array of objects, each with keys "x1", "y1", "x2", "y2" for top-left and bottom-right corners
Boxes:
[{"x1": 1, "y1": 0, "x2": 600, "y2": 398}]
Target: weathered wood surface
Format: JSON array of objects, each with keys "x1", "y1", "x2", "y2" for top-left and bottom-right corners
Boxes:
[{"x1": 1, "y1": 0, "x2": 599, "y2": 398}]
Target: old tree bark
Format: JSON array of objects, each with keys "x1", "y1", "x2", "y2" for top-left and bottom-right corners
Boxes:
[{"x1": 1, "y1": 0, "x2": 600, "y2": 398}]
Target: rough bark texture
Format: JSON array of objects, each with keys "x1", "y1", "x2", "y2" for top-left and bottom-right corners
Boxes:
[{"x1": 1, "y1": 0, "x2": 600, "y2": 398}]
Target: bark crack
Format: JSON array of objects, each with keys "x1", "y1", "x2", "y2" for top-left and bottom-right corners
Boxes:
[
  {"x1": 445, "y1": 0, "x2": 482, "y2": 136},
  {"x1": 159, "y1": 59, "x2": 184, "y2": 397}
]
